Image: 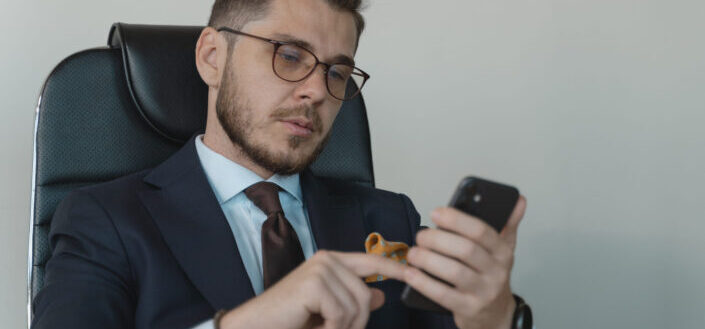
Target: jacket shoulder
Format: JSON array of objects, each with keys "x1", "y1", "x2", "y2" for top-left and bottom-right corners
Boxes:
[
  {"x1": 316, "y1": 176, "x2": 404, "y2": 202},
  {"x1": 316, "y1": 176, "x2": 422, "y2": 229},
  {"x1": 72, "y1": 168, "x2": 154, "y2": 201}
]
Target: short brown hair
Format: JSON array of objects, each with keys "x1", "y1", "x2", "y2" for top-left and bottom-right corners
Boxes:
[{"x1": 207, "y1": 0, "x2": 365, "y2": 45}]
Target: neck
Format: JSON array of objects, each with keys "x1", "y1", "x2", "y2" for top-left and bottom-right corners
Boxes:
[
  {"x1": 202, "y1": 126, "x2": 275, "y2": 180},
  {"x1": 203, "y1": 131, "x2": 274, "y2": 179},
  {"x1": 203, "y1": 88, "x2": 275, "y2": 179}
]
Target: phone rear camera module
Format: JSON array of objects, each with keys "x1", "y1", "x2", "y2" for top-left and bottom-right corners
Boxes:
[{"x1": 473, "y1": 194, "x2": 482, "y2": 203}]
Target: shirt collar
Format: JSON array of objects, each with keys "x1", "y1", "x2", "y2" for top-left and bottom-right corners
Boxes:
[{"x1": 194, "y1": 134, "x2": 302, "y2": 205}]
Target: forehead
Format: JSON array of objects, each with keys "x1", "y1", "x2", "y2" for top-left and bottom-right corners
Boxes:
[{"x1": 243, "y1": 0, "x2": 358, "y2": 61}]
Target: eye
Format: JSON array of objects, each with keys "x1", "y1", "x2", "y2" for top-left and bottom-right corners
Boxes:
[
  {"x1": 279, "y1": 52, "x2": 299, "y2": 63},
  {"x1": 329, "y1": 70, "x2": 344, "y2": 81},
  {"x1": 329, "y1": 66, "x2": 352, "y2": 81},
  {"x1": 277, "y1": 46, "x2": 302, "y2": 63}
]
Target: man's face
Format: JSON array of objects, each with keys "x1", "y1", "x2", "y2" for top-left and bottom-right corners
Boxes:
[{"x1": 215, "y1": 0, "x2": 358, "y2": 175}]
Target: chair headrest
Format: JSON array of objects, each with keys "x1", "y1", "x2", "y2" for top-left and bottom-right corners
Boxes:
[{"x1": 108, "y1": 22, "x2": 208, "y2": 142}]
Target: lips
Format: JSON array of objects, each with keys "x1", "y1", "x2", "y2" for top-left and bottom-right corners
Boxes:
[
  {"x1": 284, "y1": 117, "x2": 313, "y2": 129},
  {"x1": 280, "y1": 117, "x2": 314, "y2": 136}
]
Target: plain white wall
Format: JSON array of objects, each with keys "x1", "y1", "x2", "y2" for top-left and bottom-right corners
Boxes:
[{"x1": 2, "y1": 0, "x2": 704, "y2": 328}]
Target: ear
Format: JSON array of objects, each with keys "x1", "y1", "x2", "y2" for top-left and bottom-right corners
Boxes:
[{"x1": 195, "y1": 27, "x2": 227, "y2": 89}]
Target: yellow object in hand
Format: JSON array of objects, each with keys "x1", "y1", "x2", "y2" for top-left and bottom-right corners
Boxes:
[{"x1": 364, "y1": 232, "x2": 409, "y2": 283}]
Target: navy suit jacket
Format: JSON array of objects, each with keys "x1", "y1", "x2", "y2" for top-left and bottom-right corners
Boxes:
[{"x1": 31, "y1": 136, "x2": 459, "y2": 329}]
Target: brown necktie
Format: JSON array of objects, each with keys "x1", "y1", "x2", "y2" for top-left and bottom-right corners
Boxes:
[{"x1": 244, "y1": 182, "x2": 305, "y2": 289}]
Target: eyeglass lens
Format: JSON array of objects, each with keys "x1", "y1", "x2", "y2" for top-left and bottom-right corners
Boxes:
[{"x1": 274, "y1": 44, "x2": 364, "y2": 100}]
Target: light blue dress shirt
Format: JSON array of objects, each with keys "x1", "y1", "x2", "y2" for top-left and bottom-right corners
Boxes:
[{"x1": 192, "y1": 134, "x2": 318, "y2": 329}]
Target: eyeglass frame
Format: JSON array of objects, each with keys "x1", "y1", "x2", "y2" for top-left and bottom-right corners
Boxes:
[{"x1": 215, "y1": 27, "x2": 370, "y2": 101}]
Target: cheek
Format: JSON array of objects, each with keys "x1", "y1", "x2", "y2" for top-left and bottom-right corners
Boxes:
[
  {"x1": 237, "y1": 86, "x2": 280, "y2": 127},
  {"x1": 233, "y1": 55, "x2": 292, "y2": 116},
  {"x1": 320, "y1": 105, "x2": 341, "y2": 131}
]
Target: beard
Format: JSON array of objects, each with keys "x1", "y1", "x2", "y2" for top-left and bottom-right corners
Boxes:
[{"x1": 215, "y1": 60, "x2": 332, "y2": 175}]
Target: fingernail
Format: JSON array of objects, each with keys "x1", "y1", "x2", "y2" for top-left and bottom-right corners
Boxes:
[{"x1": 407, "y1": 247, "x2": 417, "y2": 259}]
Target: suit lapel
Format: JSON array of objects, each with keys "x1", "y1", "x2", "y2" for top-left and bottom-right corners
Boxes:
[
  {"x1": 137, "y1": 135, "x2": 255, "y2": 311},
  {"x1": 301, "y1": 170, "x2": 368, "y2": 253},
  {"x1": 135, "y1": 136, "x2": 369, "y2": 311}
]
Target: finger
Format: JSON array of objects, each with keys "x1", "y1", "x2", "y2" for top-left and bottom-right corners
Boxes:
[
  {"x1": 431, "y1": 207, "x2": 502, "y2": 253},
  {"x1": 310, "y1": 278, "x2": 347, "y2": 329},
  {"x1": 406, "y1": 246, "x2": 482, "y2": 291},
  {"x1": 325, "y1": 253, "x2": 379, "y2": 329},
  {"x1": 500, "y1": 195, "x2": 527, "y2": 250},
  {"x1": 403, "y1": 266, "x2": 467, "y2": 313},
  {"x1": 369, "y1": 288, "x2": 385, "y2": 310},
  {"x1": 415, "y1": 228, "x2": 499, "y2": 271},
  {"x1": 328, "y1": 251, "x2": 408, "y2": 281},
  {"x1": 319, "y1": 269, "x2": 360, "y2": 329}
]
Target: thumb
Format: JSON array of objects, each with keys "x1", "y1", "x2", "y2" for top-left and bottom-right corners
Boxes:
[
  {"x1": 369, "y1": 288, "x2": 386, "y2": 311},
  {"x1": 500, "y1": 195, "x2": 527, "y2": 250}
]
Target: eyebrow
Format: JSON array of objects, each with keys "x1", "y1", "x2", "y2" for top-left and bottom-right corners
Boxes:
[{"x1": 270, "y1": 33, "x2": 356, "y2": 66}]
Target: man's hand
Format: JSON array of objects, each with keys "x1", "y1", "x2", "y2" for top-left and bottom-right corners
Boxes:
[
  {"x1": 219, "y1": 250, "x2": 407, "y2": 329},
  {"x1": 404, "y1": 196, "x2": 527, "y2": 329}
]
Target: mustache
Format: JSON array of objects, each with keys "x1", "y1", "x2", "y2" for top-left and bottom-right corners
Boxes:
[{"x1": 271, "y1": 104, "x2": 324, "y2": 132}]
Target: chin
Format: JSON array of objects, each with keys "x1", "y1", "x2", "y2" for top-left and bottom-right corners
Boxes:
[
  {"x1": 239, "y1": 129, "x2": 331, "y2": 175},
  {"x1": 278, "y1": 143, "x2": 317, "y2": 161}
]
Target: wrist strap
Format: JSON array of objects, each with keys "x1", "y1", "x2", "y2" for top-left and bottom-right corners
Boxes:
[{"x1": 511, "y1": 294, "x2": 530, "y2": 329}]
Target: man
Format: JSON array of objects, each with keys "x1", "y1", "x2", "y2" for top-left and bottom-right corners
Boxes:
[{"x1": 31, "y1": 0, "x2": 528, "y2": 328}]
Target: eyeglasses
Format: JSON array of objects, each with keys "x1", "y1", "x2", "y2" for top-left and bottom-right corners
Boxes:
[{"x1": 216, "y1": 27, "x2": 369, "y2": 101}]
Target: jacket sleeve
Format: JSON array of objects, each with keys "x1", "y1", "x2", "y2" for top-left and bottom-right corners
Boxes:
[
  {"x1": 399, "y1": 193, "x2": 460, "y2": 329},
  {"x1": 31, "y1": 189, "x2": 136, "y2": 329}
]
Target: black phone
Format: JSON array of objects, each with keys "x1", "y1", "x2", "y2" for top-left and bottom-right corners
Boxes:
[{"x1": 400, "y1": 176, "x2": 520, "y2": 314}]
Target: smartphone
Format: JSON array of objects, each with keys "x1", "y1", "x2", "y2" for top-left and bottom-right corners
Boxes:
[{"x1": 400, "y1": 176, "x2": 520, "y2": 314}]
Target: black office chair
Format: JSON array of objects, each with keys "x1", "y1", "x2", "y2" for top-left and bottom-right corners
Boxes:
[{"x1": 27, "y1": 22, "x2": 375, "y2": 324}]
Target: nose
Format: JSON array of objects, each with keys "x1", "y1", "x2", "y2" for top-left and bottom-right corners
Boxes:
[{"x1": 293, "y1": 64, "x2": 329, "y2": 104}]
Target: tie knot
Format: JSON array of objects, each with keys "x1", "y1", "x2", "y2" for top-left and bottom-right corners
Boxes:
[{"x1": 244, "y1": 182, "x2": 283, "y2": 216}]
